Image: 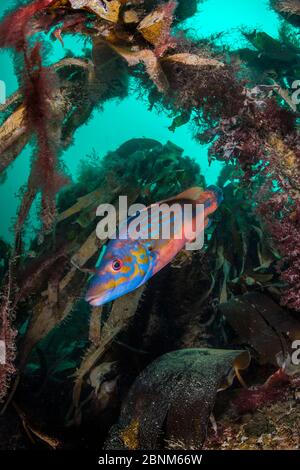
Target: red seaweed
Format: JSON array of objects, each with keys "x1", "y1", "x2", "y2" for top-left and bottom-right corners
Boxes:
[
  {"x1": 154, "y1": 1, "x2": 178, "y2": 57},
  {"x1": 209, "y1": 87, "x2": 300, "y2": 311},
  {"x1": 0, "y1": 0, "x2": 54, "y2": 50},
  {"x1": 0, "y1": 268, "x2": 17, "y2": 403},
  {"x1": 234, "y1": 369, "x2": 290, "y2": 414},
  {"x1": 21, "y1": 43, "x2": 67, "y2": 232}
]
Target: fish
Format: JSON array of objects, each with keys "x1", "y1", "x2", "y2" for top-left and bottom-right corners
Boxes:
[{"x1": 85, "y1": 185, "x2": 223, "y2": 306}]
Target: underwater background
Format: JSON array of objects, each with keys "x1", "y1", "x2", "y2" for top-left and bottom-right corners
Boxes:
[
  {"x1": 1, "y1": 0, "x2": 300, "y2": 452},
  {"x1": 0, "y1": 0, "x2": 280, "y2": 243}
]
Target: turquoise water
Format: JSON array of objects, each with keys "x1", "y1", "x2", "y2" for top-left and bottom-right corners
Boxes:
[{"x1": 0, "y1": 0, "x2": 280, "y2": 243}]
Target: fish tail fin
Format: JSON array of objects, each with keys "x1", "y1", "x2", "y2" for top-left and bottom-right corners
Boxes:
[
  {"x1": 205, "y1": 218, "x2": 212, "y2": 229},
  {"x1": 206, "y1": 185, "x2": 223, "y2": 206}
]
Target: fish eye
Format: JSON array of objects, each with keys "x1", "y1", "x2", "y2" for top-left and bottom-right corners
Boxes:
[{"x1": 112, "y1": 258, "x2": 122, "y2": 271}]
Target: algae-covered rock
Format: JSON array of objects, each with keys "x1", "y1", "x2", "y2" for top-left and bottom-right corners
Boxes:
[{"x1": 105, "y1": 348, "x2": 250, "y2": 450}]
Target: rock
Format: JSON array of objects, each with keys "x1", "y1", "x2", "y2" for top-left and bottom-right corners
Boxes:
[{"x1": 105, "y1": 348, "x2": 250, "y2": 450}]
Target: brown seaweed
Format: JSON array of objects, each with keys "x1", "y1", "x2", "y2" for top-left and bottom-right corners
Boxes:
[
  {"x1": 0, "y1": 0, "x2": 300, "y2": 452},
  {"x1": 219, "y1": 292, "x2": 300, "y2": 366}
]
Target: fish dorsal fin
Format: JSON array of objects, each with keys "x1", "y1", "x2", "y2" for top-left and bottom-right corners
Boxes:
[{"x1": 160, "y1": 187, "x2": 204, "y2": 204}]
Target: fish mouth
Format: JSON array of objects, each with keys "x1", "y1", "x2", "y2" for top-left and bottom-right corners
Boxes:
[
  {"x1": 86, "y1": 294, "x2": 104, "y2": 307},
  {"x1": 85, "y1": 283, "x2": 115, "y2": 306}
]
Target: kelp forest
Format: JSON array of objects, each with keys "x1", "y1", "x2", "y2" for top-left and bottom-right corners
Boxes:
[{"x1": 0, "y1": 0, "x2": 300, "y2": 452}]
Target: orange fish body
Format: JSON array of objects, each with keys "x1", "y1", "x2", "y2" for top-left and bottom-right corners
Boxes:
[{"x1": 86, "y1": 186, "x2": 223, "y2": 306}]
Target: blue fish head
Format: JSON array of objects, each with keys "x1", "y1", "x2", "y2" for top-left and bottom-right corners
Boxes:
[{"x1": 85, "y1": 239, "x2": 151, "y2": 306}]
